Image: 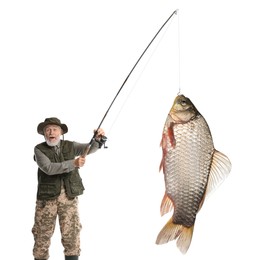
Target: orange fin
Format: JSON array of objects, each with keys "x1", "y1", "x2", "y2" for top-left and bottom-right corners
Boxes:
[
  {"x1": 159, "y1": 133, "x2": 167, "y2": 172},
  {"x1": 159, "y1": 124, "x2": 176, "y2": 172},
  {"x1": 167, "y1": 122, "x2": 176, "y2": 148},
  {"x1": 160, "y1": 193, "x2": 174, "y2": 216},
  {"x1": 159, "y1": 153, "x2": 165, "y2": 173},
  {"x1": 156, "y1": 218, "x2": 194, "y2": 254}
]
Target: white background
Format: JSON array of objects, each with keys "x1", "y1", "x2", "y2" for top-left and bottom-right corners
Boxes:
[{"x1": 1, "y1": 0, "x2": 259, "y2": 259}]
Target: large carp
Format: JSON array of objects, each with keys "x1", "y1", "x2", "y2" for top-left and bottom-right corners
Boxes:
[{"x1": 156, "y1": 94, "x2": 231, "y2": 254}]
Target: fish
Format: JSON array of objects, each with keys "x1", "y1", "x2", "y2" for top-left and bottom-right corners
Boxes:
[{"x1": 155, "y1": 94, "x2": 231, "y2": 254}]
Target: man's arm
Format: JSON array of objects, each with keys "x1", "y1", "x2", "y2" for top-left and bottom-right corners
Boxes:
[{"x1": 34, "y1": 147, "x2": 76, "y2": 175}]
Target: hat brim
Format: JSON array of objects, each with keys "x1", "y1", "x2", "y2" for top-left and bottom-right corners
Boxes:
[{"x1": 37, "y1": 122, "x2": 68, "y2": 135}]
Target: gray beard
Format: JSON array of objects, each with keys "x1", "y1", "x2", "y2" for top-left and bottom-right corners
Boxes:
[{"x1": 45, "y1": 139, "x2": 60, "y2": 147}]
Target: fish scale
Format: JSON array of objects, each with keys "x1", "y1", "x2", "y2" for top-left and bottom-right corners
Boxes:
[{"x1": 165, "y1": 115, "x2": 214, "y2": 227}]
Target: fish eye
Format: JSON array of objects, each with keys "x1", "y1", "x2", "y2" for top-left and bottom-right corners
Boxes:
[{"x1": 181, "y1": 100, "x2": 186, "y2": 106}]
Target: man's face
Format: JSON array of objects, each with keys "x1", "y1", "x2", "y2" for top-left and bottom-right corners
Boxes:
[{"x1": 44, "y1": 124, "x2": 62, "y2": 146}]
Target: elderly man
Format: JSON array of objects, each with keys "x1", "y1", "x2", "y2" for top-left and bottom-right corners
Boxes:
[{"x1": 32, "y1": 117, "x2": 105, "y2": 260}]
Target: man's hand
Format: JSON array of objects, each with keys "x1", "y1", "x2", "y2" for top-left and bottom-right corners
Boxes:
[
  {"x1": 94, "y1": 128, "x2": 107, "y2": 148},
  {"x1": 94, "y1": 128, "x2": 105, "y2": 138},
  {"x1": 74, "y1": 156, "x2": 86, "y2": 168}
]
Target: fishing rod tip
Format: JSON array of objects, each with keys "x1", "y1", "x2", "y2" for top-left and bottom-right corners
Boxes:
[{"x1": 174, "y1": 9, "x2": 179, "y2": 15}]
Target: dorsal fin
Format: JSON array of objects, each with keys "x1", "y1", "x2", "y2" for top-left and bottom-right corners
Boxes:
[{"x1": 205, "y1": 150, "x2": 232, "y2": 197}]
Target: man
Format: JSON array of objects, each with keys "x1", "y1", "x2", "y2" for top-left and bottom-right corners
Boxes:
[{"x1": 32, "y1": 117, "x2": 106, "y2": 260}]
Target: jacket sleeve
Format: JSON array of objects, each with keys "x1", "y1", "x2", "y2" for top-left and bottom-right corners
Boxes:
[
  {"x1": 34, "y1": 147, "x2": 76, "y2": 175},
  {"x1": 73, "y1": 140, "x2": 100, "y2": 156}
]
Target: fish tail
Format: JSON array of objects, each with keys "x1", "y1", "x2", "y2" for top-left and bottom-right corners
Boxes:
[
  {"x1": 156, "y1": 218, "x2": 194, "y2": 254},
  {"x1": 176, "y1": 225, "x2": 194, "y2": 254}
]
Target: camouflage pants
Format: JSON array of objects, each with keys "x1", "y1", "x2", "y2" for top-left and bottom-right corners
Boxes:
[{"x1": 32, "y1": 187, "x2": 82, "y2": 259}]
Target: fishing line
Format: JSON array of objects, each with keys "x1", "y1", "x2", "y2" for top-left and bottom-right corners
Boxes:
[
  {"x1": 82, "y1": 9, "x2": 179, "y2": 157},
  {"x1": 106, "y1": 14, "x2": 176, "y2": 136},
  {"x1": 177, "y1": 9, "x2": 181, "y2": 95}
]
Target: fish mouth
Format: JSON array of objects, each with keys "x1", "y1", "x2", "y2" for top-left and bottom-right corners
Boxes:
[{"x1": 169, "y1": 112, "x2": 191, "y2": 123}]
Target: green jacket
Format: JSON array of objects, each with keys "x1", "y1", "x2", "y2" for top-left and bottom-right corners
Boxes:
[{"x1": 36, "y1": 140, "x2": 85, "y2": 200}]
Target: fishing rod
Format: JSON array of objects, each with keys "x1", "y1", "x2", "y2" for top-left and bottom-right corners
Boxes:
[{"x1": 82, "y1": 9, "x2": 178, "y2": 157}]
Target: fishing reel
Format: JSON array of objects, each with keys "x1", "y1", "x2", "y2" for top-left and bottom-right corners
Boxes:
[{"x1": 96, "y1": 135, "x2": 108, "y2": 149}]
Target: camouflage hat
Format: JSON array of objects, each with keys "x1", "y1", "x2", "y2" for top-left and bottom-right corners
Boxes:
[{"x1": 37, "y1": 117, "x2": 68, "y2": 135}]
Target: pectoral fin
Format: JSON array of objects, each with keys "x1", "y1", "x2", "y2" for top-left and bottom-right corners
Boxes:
[{"x1": 159, "y1": 123, "x2": 176, "y2": 173}]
